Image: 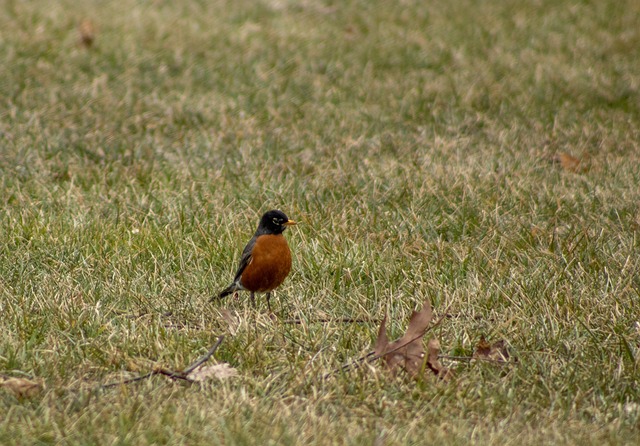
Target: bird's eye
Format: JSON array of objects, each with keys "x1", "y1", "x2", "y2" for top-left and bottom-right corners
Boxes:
[{"x1": 273, "y1": 217, "x2": 280, "y2": 225}]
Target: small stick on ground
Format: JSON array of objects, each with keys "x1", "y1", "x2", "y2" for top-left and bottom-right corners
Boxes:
[
  {"x1": 101, "y1": 336, "x2": 225, "y2": 389},
  {"x1": 438, "y1": 355, "x2": 516, "y2": 365},
  {"x1": 282, "y1": 317, "x2": 381, "y2": 325},
  {"x1": 183, "y1": 336, "x2": 226, "y2": 374},
  {"x1": 438, "y1": 355, "x2": 474, "y2": 361}
]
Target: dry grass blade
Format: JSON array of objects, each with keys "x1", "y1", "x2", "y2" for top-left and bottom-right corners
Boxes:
[{"x1": 218, "y1": 308, "x2": 240, "y2": 335}]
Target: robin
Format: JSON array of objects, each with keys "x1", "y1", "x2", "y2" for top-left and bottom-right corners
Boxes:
[{"x1": 214, "y1": 210, "x2": 297, "y2": 311}]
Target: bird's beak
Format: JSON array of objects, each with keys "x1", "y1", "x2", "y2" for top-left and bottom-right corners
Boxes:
[{"x1": 283, "y1": 220, "x2": 297, "y2": 226}]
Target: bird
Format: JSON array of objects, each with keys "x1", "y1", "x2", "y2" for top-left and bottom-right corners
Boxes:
[{"x1": 214, "y1": 210, "x2": 297, "y2": 311}]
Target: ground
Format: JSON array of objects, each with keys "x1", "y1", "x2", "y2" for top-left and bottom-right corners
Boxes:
[{"x1": 1, "y1": 0, "x2": 639, "y2": 444}]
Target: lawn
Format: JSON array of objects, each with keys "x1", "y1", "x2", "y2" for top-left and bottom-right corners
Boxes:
[{"x1": 1, "y1": 0, "x2": 639, "y2": 444}]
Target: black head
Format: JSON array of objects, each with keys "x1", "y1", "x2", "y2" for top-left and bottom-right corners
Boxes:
[{"x1": 256, "y1": 210, "x2": 297, "y2": 235}]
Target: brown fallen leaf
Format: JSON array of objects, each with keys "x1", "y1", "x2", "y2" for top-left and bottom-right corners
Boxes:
[
  {"x1": 0, "y1": 376, "x2": 43, "y2": 398},
  {"x1": 472, "y1": 336, "x2": 510, "y2": 363},
  {"x1": 374, "y1": 301, "x2": 431, "y2": 378},
  {"x1": 78, "y1": 19, "x2": 96, "y2": 48},
  {"x1": 426, "y1": 338, "x2": 453, "y2": 380},
  {"x1": 373, "y1": 315, "x2": 390, "y2": 357},
  {"x1": 186, "y1": 363, "x2": 238, "y2": 382},
  {"x1": 551, "y1": 153, "x2": 588, "y2": 173},
  {"x1": 374, "y1": 300, "x2": 450, "y2": 380}
]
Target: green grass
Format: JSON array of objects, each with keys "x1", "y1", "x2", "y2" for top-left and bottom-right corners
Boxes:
[{"x1": 1, "y1": 0, "x2": 640, "y2": 444}]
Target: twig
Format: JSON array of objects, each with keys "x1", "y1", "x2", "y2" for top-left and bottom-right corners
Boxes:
[
  {"x1": 101, "y1": 372, "x2": 157, "y2": 389},
  {"x1": 115, "y1": 311, "x2": 174, "y2": 320},
  {"x1": 438, "y1": 355, "x2": 516, "y2": 365},
  {"x1": 323, "y1": 351, "x2": 376, "y2": 379},
  {"x1": 445, "y1": 313, "x2": 493, "y2": 321},
  {"x1": 183, "y1": 336, "x2": 225, "y2": 374},
  {"x1": 438, "y1": 355, "x2": 473, "y2": 361},
  {"x1": 426, "y1": 302, "x2": 453, "y2": 332},
  {"x1": 162, "y1": 321, "x2": 207, "y2": 331},
  {"x1": 100, "y1": 336, "x2": 225, "y2": 389},
  {"x1": 282, "y1": 318, "x2": 380, "y2": 324}
]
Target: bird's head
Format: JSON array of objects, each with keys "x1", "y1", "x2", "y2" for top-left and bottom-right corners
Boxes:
[{"x1": 257, "y1": 210, "x2": 297, "y2": 235}]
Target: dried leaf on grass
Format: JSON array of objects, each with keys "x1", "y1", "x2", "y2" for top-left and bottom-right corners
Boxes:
[
  {"x1": 551, "y1": 153, "x2": 589, "y2": 173},
  {"x1": 472, "y1": 336, "x2": 511, "y2": 363},
  {"x1": 78, "y1": 19, "x2": 96, "y2": 48},
  {"x1": 187, "y1": 363, "x2": 238, "y2": 382},
  {"x1": 374, "y1": 300, "x2": 451, "y2": 380},
  {"x1": 0, "y1": 376, "x2": 43, "y2": 398},
  {"x1": 426, "y1": 339, "x2": 453, "y2": 379}
]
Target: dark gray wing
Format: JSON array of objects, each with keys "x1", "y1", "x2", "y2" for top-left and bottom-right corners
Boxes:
[{"x1": 233, "y1": 235, "x2": 257, "y2": 283}]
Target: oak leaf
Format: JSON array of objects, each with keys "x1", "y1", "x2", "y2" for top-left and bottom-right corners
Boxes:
[
  {"x1": 426, "y1": 338, "x2": 453, "y2": 379},
  {"x1": 374, "y1": 300, "x2": 451, "y2": 380},
  {"x1": 552, "y1": 153, "x2": 589, "y2": 173},
  {"x1": 78, "y1": 19, "x2": 96, "y2": 48},
  {"x1": 472, "y1": 336, "x2": 510, "y2": 363}
]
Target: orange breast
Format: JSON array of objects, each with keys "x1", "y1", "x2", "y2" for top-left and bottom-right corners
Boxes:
[{"x1": 240, "y1": 234, "x2": 292, "y2": 293}]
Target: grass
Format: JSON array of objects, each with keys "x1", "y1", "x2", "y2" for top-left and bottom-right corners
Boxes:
[{"x1": 1, "y1": 0, "x2": 639, "y2": 443}]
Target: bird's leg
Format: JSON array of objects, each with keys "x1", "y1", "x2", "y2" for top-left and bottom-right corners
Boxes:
[
  {"x1": 250, "y1": 292, "x2": 256, "y2": 307},
  {"x1": 266, "y1": 292, "x2": 272, "y2": 313}
]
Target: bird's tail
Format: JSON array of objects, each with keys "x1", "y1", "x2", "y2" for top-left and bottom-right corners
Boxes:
[{"x1": 212, "y1": 284, "x2": 237, "y2": 302}]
